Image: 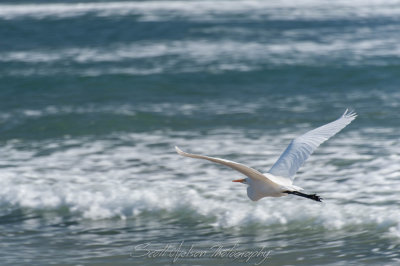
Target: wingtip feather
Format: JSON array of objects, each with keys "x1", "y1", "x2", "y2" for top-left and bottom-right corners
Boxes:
[
  {"x1": 342, "y1": 108, "x2": 357, "y2": 119},
  {"x1": 175, "y1": 146, "x2": 185, "y2": 155}
]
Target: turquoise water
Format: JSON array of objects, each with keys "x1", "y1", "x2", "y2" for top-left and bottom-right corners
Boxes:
[{"x1": 1, "y1": 1, "x2": 400, "y2": 265}]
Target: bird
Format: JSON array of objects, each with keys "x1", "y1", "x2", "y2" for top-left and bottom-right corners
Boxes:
[{"x1": 175, "y1": 109, "x2": 357, "y2": 202}]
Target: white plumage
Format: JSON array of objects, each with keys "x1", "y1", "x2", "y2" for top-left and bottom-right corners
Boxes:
[{"x1": 176, "y1": 109, "x2": 357, "y2": 202}]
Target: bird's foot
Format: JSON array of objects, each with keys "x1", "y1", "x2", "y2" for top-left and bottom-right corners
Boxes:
[
  {"x1": 309, "y1": 194, "x2": 322, "y2": 202},
  {"x1": 284, "y1": 190, "x2": 323, "y2": 202}
]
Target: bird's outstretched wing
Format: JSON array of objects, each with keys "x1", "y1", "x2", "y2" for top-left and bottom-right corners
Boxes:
[
  {"x1": 268, "y1": 109, "x2": 357, "y2": 181},
  {"x1": 175, "y1": 146, "x2": 269, "y2": 182}
]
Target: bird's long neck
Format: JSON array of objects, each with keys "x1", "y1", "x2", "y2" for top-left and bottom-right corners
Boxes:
[{"x1": 284, "y1": 191, "x2": 322, "y2": 202}]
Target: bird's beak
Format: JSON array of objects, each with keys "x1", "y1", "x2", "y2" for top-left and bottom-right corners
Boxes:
[{"x1": 232, "y1": 178, "x2": 245, "y2": 183}]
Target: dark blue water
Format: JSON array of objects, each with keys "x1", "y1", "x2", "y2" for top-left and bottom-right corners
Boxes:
[{"x1": 1, "y1": 1, "x2": 400, "y2": 265}]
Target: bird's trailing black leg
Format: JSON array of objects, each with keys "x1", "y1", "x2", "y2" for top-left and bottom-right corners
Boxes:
[{"x1": 284, "y1": 191, "x2": 322, "y2": 202}]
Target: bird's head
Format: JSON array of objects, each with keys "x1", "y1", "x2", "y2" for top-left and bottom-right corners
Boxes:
[{"x1": 232, "y1": 178, "x2": 249, "y2": 185}]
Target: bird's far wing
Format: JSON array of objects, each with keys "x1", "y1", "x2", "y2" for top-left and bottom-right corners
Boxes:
[
  {"x1": 175, "y1": 146, "x2": 268, "y2": 182},
  {"x1": 268, "y1": 109, "x2": 357, "y2": 181}
]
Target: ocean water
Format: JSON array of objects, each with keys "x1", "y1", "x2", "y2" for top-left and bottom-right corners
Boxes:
[{"x1": 1, "y1": 0, "x2": 400, "y2": 265}]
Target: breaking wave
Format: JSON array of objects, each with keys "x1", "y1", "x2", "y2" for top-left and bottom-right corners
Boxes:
[{"x1": 1, "y1": 126, "x2": 399, "y2": 238}]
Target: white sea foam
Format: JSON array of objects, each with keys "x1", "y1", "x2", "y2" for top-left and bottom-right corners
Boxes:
[
  {"x1": 2, "y1": 0, "x2": 400, "y2": 77},
  {"x1": 0, "y1": 100, "x2": 264, "y2": 124},
  {"x1": 0, "y1": 126, "x2": 399, "y2": 238},
  {"x1": 1, "y1": 0, "x2": 400, "y2": 21},
  {"x1": 2, "y1": 33, "x2": 400, "y2": 77},
  {"x1": 3, "y1": 89, "x2": 400, "y2": 123},
  {"x1": 2, "y1": 37, "x2": 400, "y2": 64}
]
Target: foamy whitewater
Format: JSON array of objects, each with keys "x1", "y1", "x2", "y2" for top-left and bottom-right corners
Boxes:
[{"x1": 1, "y1": 0, "x2": 400, "y2": 265}]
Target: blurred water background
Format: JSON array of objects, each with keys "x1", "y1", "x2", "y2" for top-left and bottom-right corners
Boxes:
[{"x1": 1, "y1": 0, "x2": 400, "y2": 265}]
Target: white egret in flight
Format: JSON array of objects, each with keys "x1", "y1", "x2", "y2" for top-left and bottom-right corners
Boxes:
[{"x1": 176, "y1": 109, "x2": 357, "y2": 202}]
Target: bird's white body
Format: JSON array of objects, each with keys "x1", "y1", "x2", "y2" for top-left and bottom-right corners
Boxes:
[
  {"x1": 176, "y1": 109, "x2": 357, "y2": 202},
  {"x1": 247, "y1": 172, "x2": 305, "y2": 200},
  {"x1": 245, "y1": 173, "x2": 289, "y2": 200}
]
